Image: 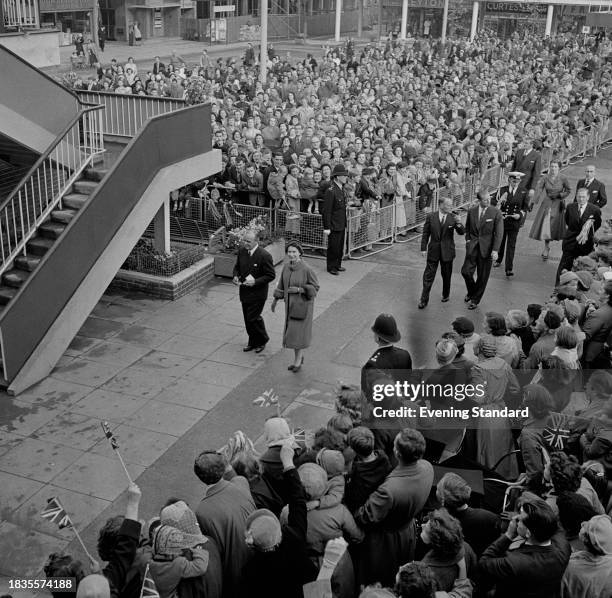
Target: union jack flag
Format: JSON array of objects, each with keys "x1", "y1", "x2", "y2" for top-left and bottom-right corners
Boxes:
[
  {"x1": 253, "y1": 388, "x2": 279, "y2": 408},
  {"x1": 41, "y1": 497, "x2": 72, "y2": 529},
  {"x1": 101, "y1": 421, "x2": 119, "y2": 450},
  {"x1": 543, "y1": 413, "x2": 572, "y2": 450}
]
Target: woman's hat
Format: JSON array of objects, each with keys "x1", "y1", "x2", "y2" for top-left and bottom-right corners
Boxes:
[
  {"x1": 160, "y1": 501, "x2": 206, "y2": 540},
  {"x1": 371, "y1": 313, "x2": 401, "y2": 343},
  {"x1": 245, "y1": 509, "x2": 282, "y2": 552},
  {"x1": 298, "y1": 463, "x2": 328, "y2": 500},
  {"x1": 152, "y1": 524, "x2": 206, "y2": 559},
  {"x1": 579, "y1": 515, "x2": 612, "y2": 555},
  {"x1": 331, "y1": 164, "x2": 350, "y2": 177},
  {"x1": 508, "y1": 171, "x2": 524, "y2": 179}
]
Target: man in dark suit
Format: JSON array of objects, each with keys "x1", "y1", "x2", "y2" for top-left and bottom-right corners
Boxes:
[
  {"x1": 322, "y1": 164, "x2": 349, "y2": 275},
  {"x1": 361, "y1": 313, "x2": 412, "y2": 398},
  {"x1": 492, "y1": 172, "x2": 530, "y2": 277},
  {"x1": 233, "y1": 230, "x2": 276, "y2": 352},
  {"x1": 511, "y1": 140, "x2": 542, "y2": 209},
  {"x1": 574, "y1": 165, "x2": 607, "y2": 209},
  {"x1": 556, "y1": 187, "x2": 602, "y2": 284},
  {"x1": 461, "y1": 190, "x2": 504, "y2": 310},
  {"x1": 418, "y1": 196, "x2": 465, "y2": 309}
]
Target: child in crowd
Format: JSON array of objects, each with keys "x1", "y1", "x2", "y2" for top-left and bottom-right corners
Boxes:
[
  {"x1": 300, "y1": 167, "x2": 319, "y2": 213},
  {"x1": 149, "y1": 522, "x2": 210, "y2": 598},
  {"x1": 310, "y1": 448, "x2": 346, "y2": 510}
]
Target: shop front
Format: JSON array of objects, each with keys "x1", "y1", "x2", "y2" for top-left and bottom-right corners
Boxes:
[
  {"x1": 481, "y1": 1, "x2": 547, "y2": 38},
  {"x1": 39, "y1": 0, "x2": 94, "y2": 43}
]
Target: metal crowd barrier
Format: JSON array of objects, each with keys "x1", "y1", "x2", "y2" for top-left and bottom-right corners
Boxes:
[{"x1": 147, "y1": 118, "x2": 612, "y2": 257}]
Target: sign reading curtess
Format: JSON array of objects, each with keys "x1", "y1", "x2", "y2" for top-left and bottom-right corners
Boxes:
[{"x1": 485, "y1": 2, "x2": 547, "y2": 15}]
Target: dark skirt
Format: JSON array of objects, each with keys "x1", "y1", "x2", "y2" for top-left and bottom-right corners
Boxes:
[{"x1": 529, "y1": 193, "x2": 566, "y2": 241}]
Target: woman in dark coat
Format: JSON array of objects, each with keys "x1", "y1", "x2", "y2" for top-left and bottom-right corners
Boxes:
[
  {"x1": 529, "y1": 160, "x2": 571, "y2": 260},
  {"x1": 272, "y1": 241, "x2": 319, "y2": 372},
  {"x1": 355, "y1": 428, "x2": 434, "y2": 588}
]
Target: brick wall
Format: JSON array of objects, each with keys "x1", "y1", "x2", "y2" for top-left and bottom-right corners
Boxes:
[{"x1": 107, "y1": 257, "x2": 215, "y2": 300}]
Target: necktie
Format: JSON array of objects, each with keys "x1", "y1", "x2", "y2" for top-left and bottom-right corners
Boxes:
[
  {"x1": 579, "y1": 206, "x2": 585, "y2": 218},
  {"x1": 440, "y1": 213, "x2": 445, "y2": 226},
  {"x1": 479, "y1": 209, "x2": 484, "y2": 220}
]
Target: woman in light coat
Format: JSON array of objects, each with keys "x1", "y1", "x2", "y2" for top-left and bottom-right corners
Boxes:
[{"x1": 272, "y1": 241, "x2": 319, "y2": 371}]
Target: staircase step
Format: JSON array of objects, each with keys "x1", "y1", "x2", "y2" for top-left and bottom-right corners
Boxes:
[
  {"x1": 73, "y1": 180, "x2": 98, "y2": 195},
  {"x1": 51, "y1": 209, "x2": 78, "y2": 224},
  {"x1": 3, "y1": 269, "x2": 29, "y2": 288},
  {"x1": 27, "y1": 236, "x2": 54, "y2": 256},
  {"x1": 0, "y1": 285, "x2": 18, "y2": 305},
  {"x1": 84, "y1": 168, "x2": 108, "y2": 182},
  {"x1": 39, "y1": 221, "x2": 66, "y2": 240},
  {"x1": 63, "y1": 193, "x2": 89, "y2": 210},
  {"x1": 15, "y1": 254, "x2": 41, "y2": 272}
]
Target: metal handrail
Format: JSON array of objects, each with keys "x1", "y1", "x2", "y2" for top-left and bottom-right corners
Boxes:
[
  {"x1": 0, "y1": 104, "x2": 104, "y2": 276},
  {"x1": 76, "y1": 91, "x2": 186, "y2": 137}
]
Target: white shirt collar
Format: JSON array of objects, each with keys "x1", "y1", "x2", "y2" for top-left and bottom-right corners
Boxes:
[{"x1": 249, "y1": 244, "x2": 258, "y2": 256}]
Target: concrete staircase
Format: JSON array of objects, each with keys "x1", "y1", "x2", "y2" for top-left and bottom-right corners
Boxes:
[{"x1": 0, "y1": 166, "x2": 107, "y2": 311}]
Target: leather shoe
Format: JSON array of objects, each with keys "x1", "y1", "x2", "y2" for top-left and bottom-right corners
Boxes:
[
  {"x1": 254, "y1": 345, "x2": 266, "y2": 353},
  {"x1": 464, "y1": 294, "x2": 471, "y2": 303},
  {"x1": 327, "y1": 269, "x2": 339, "y2": 275},
  {"x1": 493, "y1": 261, "x2": 501, "y2": 268},
  {"x1": 441, "y1": 296, "x2": 449, "y2": 302},
  {"x1": 243, "y1": 346, "x2": 254, "y2": 352},
  {"x1": 418, "y1": 301, "x2": 427, "y2": 309},
  {"x1": 506, "y1": 271, "x2": 514, "y2": 277},
  {"x1": 467, "y1": 301, "x2": 478, "y2": 310},
  {"x1": 337, "y1": 267, "x2": 346, "y2": 272}
]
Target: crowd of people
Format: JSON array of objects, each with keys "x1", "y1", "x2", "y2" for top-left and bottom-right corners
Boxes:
[
  {"x1": 62, "y1": 31, "x2": 611, "y2": 234},
  {"x1": 40, "y1": 294, "x2": 612, "y2": 598},
  {"x1": 39, "y1": 27, "x2": 612, "y2": 598}
]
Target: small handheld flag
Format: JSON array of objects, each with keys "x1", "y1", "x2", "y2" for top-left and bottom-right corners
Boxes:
[
  {"x1": 543, "y1": 413, "x2": 572, "y2": 450},
  {"x1": 101, "y1": 421, "x2": 133, "y2": 483},
  {"x1": 102, "y1": 421, "x2": 119, "y2": 450},
  {"x1": 41, "y1": 497, "x2": 95, "y2": 563},
  {"x1": 140, "y1": 564, "x2": 160, "y2": 598},
  {"x1": 41, "y1": 497, "x2": 72, "y2": 529},
  {"x1": 253, "y1": 388, "x2": 282, "y2": 416}
]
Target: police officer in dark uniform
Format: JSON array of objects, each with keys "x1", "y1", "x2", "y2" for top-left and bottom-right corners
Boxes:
[
  {"x1": 322, "y1": 164, "x2": 349, "y2": 275},
  {"x1": 492, "y1": 172, "x2": 529, "y2": 277},
  {"x1": 360, "y1": 314, "x2": 413, "y2": 398}
]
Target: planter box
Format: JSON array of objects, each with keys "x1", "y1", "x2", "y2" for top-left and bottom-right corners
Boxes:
[{"x1": 213, "y1": 239, "x2": 286, "y2": 277}]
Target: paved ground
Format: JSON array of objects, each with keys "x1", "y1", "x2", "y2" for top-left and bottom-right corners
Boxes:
[{"x1": 0, "y1": 141, "x2": 610, "y2": 592}]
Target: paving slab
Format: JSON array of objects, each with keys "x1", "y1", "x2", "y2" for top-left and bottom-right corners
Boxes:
[
  {"x1": 90, "y1": 424, "x2": 178, "y2": 467},
  {"x1": 79, "y1": 339, "x2": 152, "y2": 366},
  {"x1": 65, "y1": 334, "x2": 103, "y2": 356},
  {"x1": 0, "y1": 438, "x2": 83, "y2": 484},
  {"x1": 155, "y1": 333, "x2": 227, "y2": 359},
  {"x1": 0, "y1": 398, "x2": 72, "y2": 436},
  {"x1": 51, "y1": 453, "x2": 146, "y2": 502},
  {"x1": 0, "y1": 521, "x2": 62, "y2": 577},
  {"x1": 152, "y1": 377, "x2": 229, "y2": 411},
  {"x1": 91, "y1": 301, "x2": 150, "y2": 324},
  {"x1": 30, "y1": 411, "x2": 106, "y2": 451},
  {"x1": 0, "y1": 472, "x2": 45, "y2": 520},
  {"x1": 10, "y1": 485, "x2": 110, "y2": 542},
  {"x1": 126, "y1": 399, "x2": 204, "y2": 437},
  {"x1": 72, "y1": 389, "x2": 149, "y2": 421},
  {"x1": 130, "y1": 350, "x2": 202, "y2": 378},
  {"x1": 50, "y1": 358, "x2": 127, "y2": 388},
  {"x1": 7, "y1": 378, "x2": 93, "y2": 408},
  {"x1": 113, "y1": 324, "x2": 176, "y2": 348},
  {"x1": 77, "y1": 316, "x2": 125, "y2": 340},
  {"x1": 101, "y1": 366, "x2": 177, "y2": 398}
]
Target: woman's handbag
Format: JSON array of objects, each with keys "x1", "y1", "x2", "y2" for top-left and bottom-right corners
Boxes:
[{"x1": 288, "y1": 294, "x2": 308, "y2": 320}]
